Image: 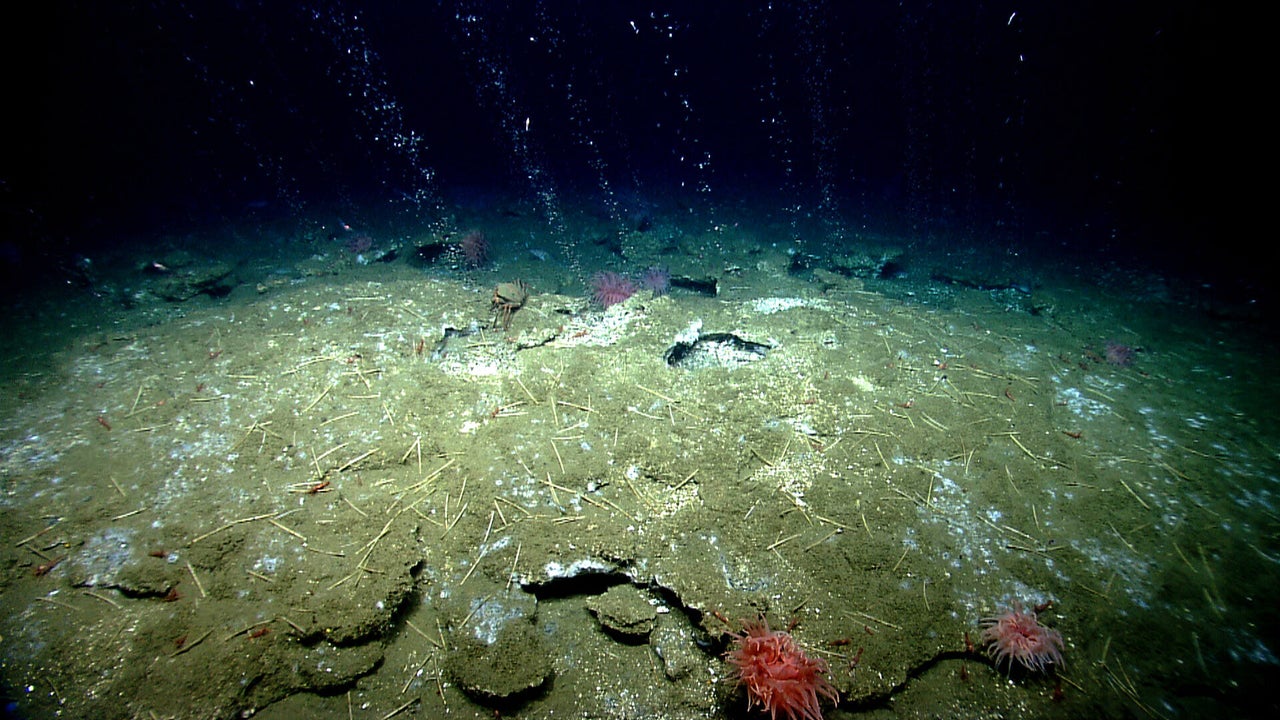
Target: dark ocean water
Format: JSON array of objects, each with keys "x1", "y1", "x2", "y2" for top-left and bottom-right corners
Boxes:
[{"x1": 5, "y1": 1, "x2": 1257, "y2": 297}]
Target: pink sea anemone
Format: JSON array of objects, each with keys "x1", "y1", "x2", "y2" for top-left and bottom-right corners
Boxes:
[
  {"x1": 1103, "y1": 340, "x2": 1136, "y2": 366},
  {"x1": 589, "y1": 271, "x2": 637, "y2": 308},
  {"x1": 725, "y1": 617, "x2": 838, "y2": 720},
  {"x1": 639, "y1": 265, "x2": 671, "y2": 296},
  {"x1": 459, "y1": 230, "x2": 489, "y2": 267},
  {"x1": 980, "y1": 600, "x2": 1064, "y2": 674}
]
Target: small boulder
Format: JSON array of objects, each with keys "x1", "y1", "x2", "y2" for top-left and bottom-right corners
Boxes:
[
  {"x1": 586, "y1": 584, "x2": 658, "y2": 642},
  {"x1": 442, "y1": 587, "x2": 552, "y2": 706}
]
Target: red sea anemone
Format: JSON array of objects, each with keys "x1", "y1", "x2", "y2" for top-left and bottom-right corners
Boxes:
[
  {"x1": 725, "y1": 617, "x2": 838, "y2": 720},
  {"x1": 459, "y1": 230, "x2": 489, "y2": 267},
  {"x1": 589, "y1": 271, "x2": 637, "y2": 308},
  {"x1": 980, "y1": 600, "x2": 1064, "y2": 674}
]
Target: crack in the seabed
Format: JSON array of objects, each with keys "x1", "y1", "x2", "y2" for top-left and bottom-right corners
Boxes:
[{"x1": 834, "y1": 649, "x2": 1000, "y2": 712}]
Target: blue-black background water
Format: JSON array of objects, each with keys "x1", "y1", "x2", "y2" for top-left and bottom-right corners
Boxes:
[{"x1": 4, "y1": 0, "x2": 1258, "y2": 305}]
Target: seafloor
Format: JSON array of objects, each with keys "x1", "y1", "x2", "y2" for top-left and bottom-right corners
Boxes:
[{"x1": 1, "y1": 200, "x2": 1276, "y2": 719}]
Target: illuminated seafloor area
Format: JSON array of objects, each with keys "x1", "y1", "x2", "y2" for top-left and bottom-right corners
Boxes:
[{"x1": 2, "y1": 3, "x2": 1273, "y2": 719}]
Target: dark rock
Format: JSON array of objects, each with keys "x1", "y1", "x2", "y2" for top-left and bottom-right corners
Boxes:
[
  {"x1": 670, "y1": 275, "x2": 718, "y2": 296},
  {"x1": 410, "y1": 242, "x2": 450, "y2": 267},
  {"x1": 830, "y1": 245, "x2": 905, "y2": 279},
  {"x1": 445, "y1": 615, "x2": 552, "y2": 704},
  {"x1": 586, "y1": 584, "x2": 658, "y2": 642},
  {"x1": 150, "y1": 260, "x2": 235, "y2": 301},
  {"x1": 442, "y1": 586, "x2": 552, "y2": 706},
  {"x1": 665, "y1": 332, "x2": 771, "y2": 369}
]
